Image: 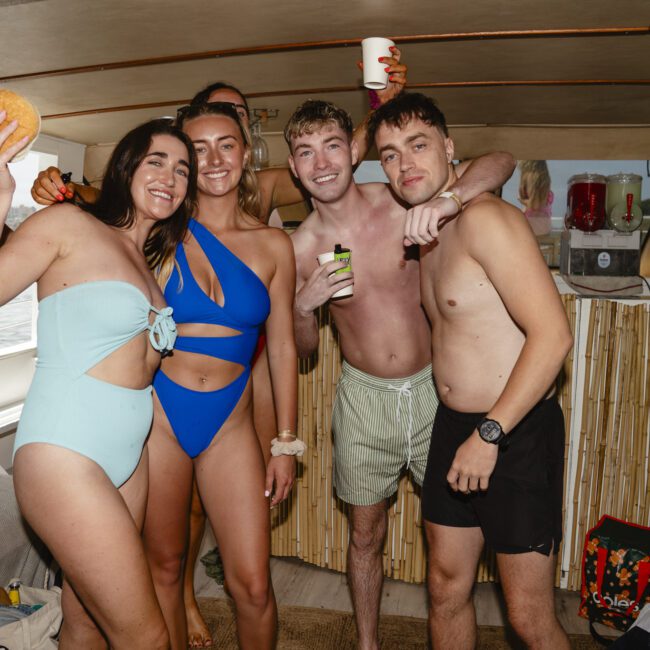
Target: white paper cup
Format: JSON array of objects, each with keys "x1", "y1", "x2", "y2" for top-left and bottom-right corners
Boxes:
[
  {"x1": 317, "y1": 251, "x2": 354, "y2": 298},
  {"x1": 361, "y1": 37, "x2": 395, "y2": 90}
]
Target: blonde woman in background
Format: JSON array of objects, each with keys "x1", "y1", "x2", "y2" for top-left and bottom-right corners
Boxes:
[{"x1": 518, "y1": 160, "x2": 553, "y2": 236}]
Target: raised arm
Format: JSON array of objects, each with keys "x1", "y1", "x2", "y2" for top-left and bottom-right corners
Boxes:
[
  {"x1": 264, "y1": 230, "x2": 299, "y2": 504},
  {"x1": 0, "y1": 115, "x2": 64, "y2": 306},
  {"x1": 353, "y1": 46, "x2": 407, "y2": 162},
  {"x1": 256, "y1": 167, "x2": 308, "y2": 223},
  {"x1": 255, "y1": 49, "x2": 407, "y2": 221},
  {"x1": 404, "y1": 151, "x2": 516, "y2": 245}
]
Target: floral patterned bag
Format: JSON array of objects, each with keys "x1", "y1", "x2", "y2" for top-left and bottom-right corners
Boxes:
[{"x1": 579, "y1": 515, "x2": 650, "y2": 639}]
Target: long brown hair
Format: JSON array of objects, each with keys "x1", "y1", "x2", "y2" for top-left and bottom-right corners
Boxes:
[{"x1": 81, "y1": 119, "x2": 197, "y2": 281}]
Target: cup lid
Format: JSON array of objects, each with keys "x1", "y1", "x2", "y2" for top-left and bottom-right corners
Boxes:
[
  {"x1": 568, "y1": 173, "x2": 606, "y2": 185},
  {"x1": 606, "y1": 173, "x2": 642, "y2": 183}
]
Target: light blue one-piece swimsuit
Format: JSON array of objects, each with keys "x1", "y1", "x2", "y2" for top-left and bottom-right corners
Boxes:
[{"x1": 13, "y1": 280, "x2": 177, "y2": 487}]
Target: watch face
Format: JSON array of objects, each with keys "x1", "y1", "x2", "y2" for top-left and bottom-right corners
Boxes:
[{"x1": 479, "y1": 420, "x2": 502, "y2": 442}]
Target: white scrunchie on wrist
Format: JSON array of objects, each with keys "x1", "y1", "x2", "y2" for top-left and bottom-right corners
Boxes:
[{"x1": 270, "y1": 437, "x2": 307, "y2": 457}]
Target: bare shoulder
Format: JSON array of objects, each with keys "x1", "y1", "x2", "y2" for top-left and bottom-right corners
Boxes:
[
  {"x1": 257, "y1": 223, "x2": 294, "y2": 253},
  {"x1": 457, "y1": 193, "x2": 538, "y2": 254},
  {"x1": 240, "y1": 221, "x2": 294, "y2": 270},
  {"x1": 458, "y1": 193, "x2": 526, "y2": 235},
  {"x1": 14, "y1": 203, "x2": 94, "y2": 239},
  {"x1": 290, "y1": 210, "x2": 321, "y2": 250}
]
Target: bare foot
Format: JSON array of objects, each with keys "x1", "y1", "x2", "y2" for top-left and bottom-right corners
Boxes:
[{"x1": 185, "y1": 597, "x2": 212, "y2": 648}]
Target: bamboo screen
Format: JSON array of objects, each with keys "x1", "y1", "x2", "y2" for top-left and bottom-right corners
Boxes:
[{"x1": 270, "y1": 295, "x2": 650, "y2": 589}]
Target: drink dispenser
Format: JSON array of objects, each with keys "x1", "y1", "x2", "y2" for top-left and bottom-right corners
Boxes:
[
  {"x1": 565, "y1": 173, "x2": 606, "y2": 232},
  {"x1": 606, "y1": 173, "x2": 643, "y2": 232}
]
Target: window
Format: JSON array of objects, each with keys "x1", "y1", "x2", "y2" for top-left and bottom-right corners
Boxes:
[
  {"x1": 0, "y1": 133, "x2": 85, "y2": 358},
  {"x1": 0, "y1": 149, "x2": 58, "y2": 355}
]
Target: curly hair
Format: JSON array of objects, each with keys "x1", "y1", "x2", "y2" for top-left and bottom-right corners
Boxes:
[
  {"x1": 284, "y1": 100, "x2": 353, "y2": 149},
  {"x1": 367, "y1": 93, "x2": 449, "y2": 145}
]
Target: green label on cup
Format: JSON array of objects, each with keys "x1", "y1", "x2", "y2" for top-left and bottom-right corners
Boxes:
[{"x1": 334, "y1": 249, "x2": 351, "y2": 274}]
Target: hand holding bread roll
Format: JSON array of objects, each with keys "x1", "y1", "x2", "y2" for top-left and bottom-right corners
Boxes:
[
  {"x1": 0, "y1": 99, "x2": 34, "y2": 230},
  {"x1": 0, "y1": 90, "x2": 40, "y2": 162}
]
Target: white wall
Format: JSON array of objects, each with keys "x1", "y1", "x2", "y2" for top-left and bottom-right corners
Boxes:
[
  {"x1": 501, "y1": 160, "x2": 650, "y2": 229},
  {"x1": 33, "y1": 133, "x2": 86, "y2": 184}
]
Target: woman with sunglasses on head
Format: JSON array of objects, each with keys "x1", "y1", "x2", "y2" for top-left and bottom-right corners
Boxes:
[
  {"x1": 2, "y1": 115, "x2": 197, "y2": 649},
  {"x1": 143, "y1": 101, "x2": 299, "y2": 650}
]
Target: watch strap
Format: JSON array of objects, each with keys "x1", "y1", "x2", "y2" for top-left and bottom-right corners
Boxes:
[
  {"x1": 477, "y1": 417, "x2": 507, "y2": 445},
  {"x1": 439, "y1": 191, "x2": 463, "y2": 214}
]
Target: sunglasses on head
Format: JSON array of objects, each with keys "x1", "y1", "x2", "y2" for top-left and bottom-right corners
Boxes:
[{"x1": 176, "y1": 100, "x2": 250, "y2": 122}]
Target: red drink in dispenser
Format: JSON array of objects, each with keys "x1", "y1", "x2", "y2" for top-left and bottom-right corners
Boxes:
[{"x1": 565, "y1": 174, "x2": 606, "y2": 232}]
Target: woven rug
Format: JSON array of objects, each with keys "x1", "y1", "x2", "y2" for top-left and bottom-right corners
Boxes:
[{"x1": 198, "y1": 597, "x2": 609, "y2": 649}]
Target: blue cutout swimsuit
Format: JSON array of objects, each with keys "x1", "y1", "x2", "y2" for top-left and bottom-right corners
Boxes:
[
  {"x1": 153, "y1": 218, "x2": 271, "y2": 458},
  {"x1": 14, "y1": 281, "x2": 177, "y2": 487}
]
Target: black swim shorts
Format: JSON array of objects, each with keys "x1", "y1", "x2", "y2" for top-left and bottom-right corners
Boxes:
[{"x1": 421, "y1": 397, "x2": 565, "y2": 555}]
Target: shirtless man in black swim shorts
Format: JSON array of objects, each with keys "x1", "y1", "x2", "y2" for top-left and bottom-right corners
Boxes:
[{"x1": 369, "y1": 93, "x2": 573, "y2": 650}]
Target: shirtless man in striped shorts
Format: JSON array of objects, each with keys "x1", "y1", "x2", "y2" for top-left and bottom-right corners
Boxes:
[{"x1": 286, "y1": 99, "x2": 514, "y2": 650}]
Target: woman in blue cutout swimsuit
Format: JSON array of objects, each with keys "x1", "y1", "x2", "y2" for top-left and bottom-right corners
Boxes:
[
  {"x1": 1, "y1": 117, "x2": 197, "y2": 650},
  {"x1": 142, "y1": 103, "x2": 298, "y2": 650}
]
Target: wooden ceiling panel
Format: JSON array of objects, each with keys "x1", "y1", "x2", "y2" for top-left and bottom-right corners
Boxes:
[
  {"x1": 1, "y1": 1, "x2": 649, "y2": 149},
  {"x1": 3, "y1": 0, "x2": 649, "y2": 76}
]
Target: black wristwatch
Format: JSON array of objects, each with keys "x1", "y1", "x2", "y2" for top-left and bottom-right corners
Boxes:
[{"x1": 477, "y1": 417, "x2": 507, "y2": 445}]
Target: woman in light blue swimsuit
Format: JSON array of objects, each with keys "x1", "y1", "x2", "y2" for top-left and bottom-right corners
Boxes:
[
  {"x1": 143, "y1": 103, "x2": 299, "y2": 650},
  {"x1": 1, "y1": 116, "x2": 196, "y2": 650}
]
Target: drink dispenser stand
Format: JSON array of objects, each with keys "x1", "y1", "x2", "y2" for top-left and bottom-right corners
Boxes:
[{"x1": 560, "y1": 173, "x2": 642, "y2": 286}]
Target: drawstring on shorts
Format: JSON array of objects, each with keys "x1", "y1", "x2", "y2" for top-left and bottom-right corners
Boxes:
[{"x1": 388, "y1": 380, "x2": 414, "y2": 469}]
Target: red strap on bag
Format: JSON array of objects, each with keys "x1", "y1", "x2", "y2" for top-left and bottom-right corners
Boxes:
[{"x1": 596, "y1": 546, "x2": 650, "y2": 616}]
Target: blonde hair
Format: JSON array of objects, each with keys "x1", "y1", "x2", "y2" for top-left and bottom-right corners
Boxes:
[
  {"x1": 518, "y1": 160, "x2": 551, "y2": 212},
  {"x1": 153, "y1": 256, "x2": 181, "y2": 293},
  {"x1": 284, "y1": 99, "x2": 353, "y2": 148},
  {"x1": 176, "y1": 101, "x2": 261, "y2": 221},
  {"x1": 238, "y1": 144, "x2": 262, "y2": 220}
]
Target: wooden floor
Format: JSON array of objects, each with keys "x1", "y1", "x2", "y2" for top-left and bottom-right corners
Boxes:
[{"x1": 193, "y1": 530, "x2": 596, "y2": 637}]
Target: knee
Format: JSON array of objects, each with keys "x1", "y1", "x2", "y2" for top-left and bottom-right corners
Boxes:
[
  {"x1": 427, "y1": 564, "x2": 472, "y2": 617},
  {"x1": 228, "y1": 572, "x2": 273, "y2": 611},
  {"x1": 146, "y1": 545, "x2": 184, "y2": 587},
  {"x1": 349, "y1": 521, "x2": 386, "y2": 555}
]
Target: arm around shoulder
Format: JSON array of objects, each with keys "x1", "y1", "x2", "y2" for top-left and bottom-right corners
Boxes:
[
  {"x1": 257, "y1": 167, "x2": 307, "y2": 221},
  {"x1": 452, "y1": 151, "x2": 516, "y2": 203}
]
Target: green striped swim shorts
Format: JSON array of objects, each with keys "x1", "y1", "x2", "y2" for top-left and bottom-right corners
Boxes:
[{"x1": 332, "y1": 361, "x2": 439, "y2": 506}]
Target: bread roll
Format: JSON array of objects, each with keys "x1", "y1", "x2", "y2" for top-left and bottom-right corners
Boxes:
[{"x1": 0, "y1": 89, "x2": 41, "y2": 161}]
